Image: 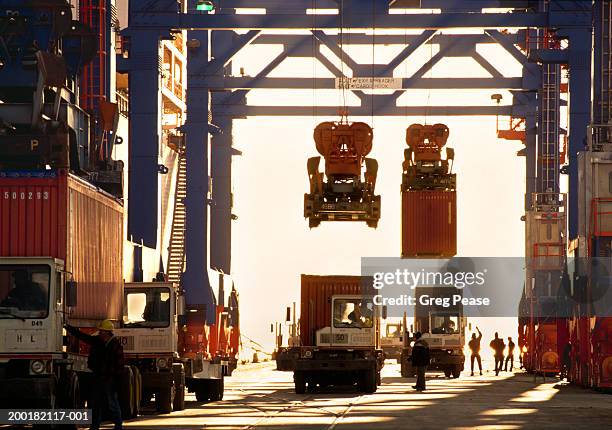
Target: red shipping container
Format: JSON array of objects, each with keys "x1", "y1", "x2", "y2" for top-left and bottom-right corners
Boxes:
[
  {"x1": 0, "y1": 170, "x2": 123, "y2": 322},
  {"x1": 401, "y1": 190, "x2": 457, "y2": 258},
  {"x1": 300, "y1": 275, "x2": 373, "y2": 347}
]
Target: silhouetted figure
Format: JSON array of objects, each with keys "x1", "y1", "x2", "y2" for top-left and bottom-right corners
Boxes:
[
  {"x1": 411, "y1": 332, "x2": 430, "y2": 391},
  {"x1": 561, "y1": 342, "x2": 572, "y2": 381},
  {"x1": 468, "y1": 327, "x2": 483, "y2": 376},
  {"x1": 504, "y1": 337, "x2": 515, "y2": 371},
  {"x1": 0, "y1": 270, "x2": 46, "y2": 311},
  {"x1": 490, "y1": 332, "x2": 505, "y2": 376},
  {"x1": 66, "y1": 320, "x2": 124, "y2": 430}
]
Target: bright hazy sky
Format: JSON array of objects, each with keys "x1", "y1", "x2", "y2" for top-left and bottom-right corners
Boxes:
[{"x1": 224, "y1": 29, "x2": 566, "y2": 354}]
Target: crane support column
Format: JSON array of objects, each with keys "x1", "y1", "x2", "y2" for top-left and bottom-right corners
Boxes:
[
  {"x1": 210, "y1": 29, "x2": 237, "y2": 274},
  {"x1": 183, "y1": 6, "x2": 215, "y2": 323}
]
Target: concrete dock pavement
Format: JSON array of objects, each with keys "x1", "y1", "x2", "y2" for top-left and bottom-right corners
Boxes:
[{"x1": 107, "y1": 362, "x2": 612, "y2": 430}]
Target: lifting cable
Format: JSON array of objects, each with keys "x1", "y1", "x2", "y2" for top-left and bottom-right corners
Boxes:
[
  {"x1": 424, "y1": 30, "x2": 433, "y2": 125},
  {"x1": 339, "y1": 0, "x2": 347, "y2": 121},
  {"x1": 312, "y1": 0, "x2": 317, "y2": 124},
  {"x1": 371, "y1": 0, "x2": 375, "y2": 128}
]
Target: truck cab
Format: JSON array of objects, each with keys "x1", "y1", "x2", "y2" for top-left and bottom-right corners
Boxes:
[
  {"x1": 295, "y1": 293, "x2": 384, "y2": 394},
  {"x1": 401, "y1": 289, "x2": 466, "y2": 379},
  {"x1": 380, "y1": 321, "x2": 403, "y2": 362},
  {"x1": 0, "y1": 257, "x2": 83, "y2": 409},
  {"x1": 114, "y1": 282, "x2": 186, "y2": 413}
]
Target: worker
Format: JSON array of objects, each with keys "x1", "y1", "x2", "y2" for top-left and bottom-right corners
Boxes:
[
  {"x1": 411, "y1": 332, "x2": 430, "y2": 391},
  {"x1": 490, "y1": 332, "x2": 506, "y2": 376},
  {"x1": 561, "y1": 341, "x2": 572, "y2": 381},
  {"x1": 142, "y1": 290, "x2": 170, "y2": 324},
  {"x1": 347, "y1": 303, "x2": 364, "y2": 327},
  {"x1": 65, "y1": 320, "x2": 124, "y2": 430},
  {"x1": 0, "y1": 270, "x2": 47, "y2": 311},
  {"x1": 504, "y1": 337, "x2": 515, "y2": 371},
  {"x1": 468, "y1": 327, "x2": 483, "y2": 376},
  {"x1": 348, "y1": 301, "x2": 373, "y2": 327}
]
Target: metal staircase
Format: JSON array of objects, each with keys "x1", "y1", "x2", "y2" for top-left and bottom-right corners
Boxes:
[{"x1": 167, "y1": 149, "x2": 187, "y2": 284}]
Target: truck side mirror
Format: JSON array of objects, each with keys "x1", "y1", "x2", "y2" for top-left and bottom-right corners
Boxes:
[
  {"x1": 286, "y1": 306, "x2": 291, "y2": 322},
  {"x1": 382, "y1": 305, "x2": 388, "y2": 320},
  {"x1": 468, "y1": 322, "x2": 472, "y2": 331},
  {"x1": 177, "y1": 295, "x2": 186, "y2": 317},
  {"x1": 271, "y1": 323, "x2": 274, "y2": 333},
  {"x1": 66, "y1": 280, "x2": 78, "y2": 307}
]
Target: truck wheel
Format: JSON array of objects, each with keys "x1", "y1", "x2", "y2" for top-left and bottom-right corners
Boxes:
[
  {"x1": 173, "y1": 364, "x2": 186, "y2": 411},
  {"x1": 444, "y1": 368, "x2": 452, "y2": 378},
  {"x1": 131, "y1": 366, "x2": 142, "y2": 418},
  {"x1": 119, "y1": 366, "x2": 135, "y2": 419},
  {"x1": 361, "y1": 369, "x2": 377, "y2": 393},
  {"x1": 209, "y1": 379, "x2": 223, "y2": 402},
  {"x1": 452, "y1": 365, "x2": 462, "y2": 379},
  {"x1": 195, "y1": 387, "x2": 207, "y2": 402},
  {"x1": 294, "y1": 371, "x2": 306, "y2": 394},
  {"x1": 57, "y1": 371, "x2": 80, "y2": 429},
  {"x1": 156, "y1": 384, "x2": 175, "y2": 413},
  {"x1": 376, "y1": 371, "x2": 381, "y2": 386},
  {"x1": 59, "y1": 371, "x2": 80, "y2": 409}
]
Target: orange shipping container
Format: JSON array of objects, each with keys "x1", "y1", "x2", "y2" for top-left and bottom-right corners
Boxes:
[
  {"x1": 0, "y1": 170, "x2": 123, "y2": 322},
  {"x1": 300, "y1": 275, "x2": 373, "y2": 347},
  {"x1": 401, "y1": 190, "x2": 457, "y2": 258}
]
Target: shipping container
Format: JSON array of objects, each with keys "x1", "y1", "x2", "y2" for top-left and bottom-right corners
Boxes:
[
  {"x1": 300, "y1": 275, "x2": 373, "y2": 347},
  {"x1": 0, "y1": 169, "x2": 123, "y2": 322},
  {"x1": 401, "y1": 190, "x2": 456, "y2": 258}
]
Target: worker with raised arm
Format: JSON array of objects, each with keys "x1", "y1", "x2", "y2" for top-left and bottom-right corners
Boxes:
[
  {"x1": 468, "y1": 327, "x2": 483, "y2": 376},
  {"x1": 65, "y1": 320, "x2": 124, "y2": 430},
  {"x1": 490, "y1": 332, "x2": 506, "y2": 376},
  {"x1": 504, "y1": 337, "x2": 516, "y2": 372}
]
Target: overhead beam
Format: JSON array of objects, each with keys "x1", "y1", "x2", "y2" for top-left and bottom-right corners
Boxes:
[
  {"x1": 211, "y1": 105, "x2": 514, "y2": 116},
  {"x1": 129, "y1": 13, "x2": 548, "y2": 30},
  {"x1": 251, "y1": 33, "x2": 519, "y2": 45},
  {"x1": 212, "y1": 0, "x2": 530, "y2": 10},
  {"x1": 213, "y1": 77, "x2": 525, "y2": 89}
]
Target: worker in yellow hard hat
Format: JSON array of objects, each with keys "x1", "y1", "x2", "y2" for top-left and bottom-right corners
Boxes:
[{"x1": 66, "y1": 319, "x2": 124, "y2": 429}]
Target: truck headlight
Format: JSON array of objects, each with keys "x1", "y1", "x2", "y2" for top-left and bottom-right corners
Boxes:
[
  {"x1": 156, "y1": 357, "x2": 170, "y2": 369},
  {"x1": 303, "y1": 350, "x2": 313, "y2": 359},
  {"x1": 30, "y1": 360, "x2": 47, "y2": 375}
]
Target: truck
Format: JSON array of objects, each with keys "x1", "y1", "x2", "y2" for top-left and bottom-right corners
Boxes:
[
  {"x1": 293, "y1": 275, "x2": 384, "y2": 394},
  {"x1": 114, "y1": 280, "x2": 239, "y2": 414},
  {"x1": 0, "y1": 170, "x2": 133, "y2": 412},
  {"x1": 380, "y1": 321, "x2": 403, "y2": 362},
  {"x1": 274, "y1": 303, "x2": 300, "y2": 371},
  {"x1": 400, "y1": 287, "x2": 465, "y2": 379}
]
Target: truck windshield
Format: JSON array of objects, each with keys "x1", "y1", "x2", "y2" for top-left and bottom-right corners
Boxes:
[
  {"x1": 385, "y1": 324, "x2": 401, "y2": 337},
  {"x1": 430, "y1": 314, "x2": 460, "y2": 334},
  {"x1": 0, "y1": 265, "x2": 50, "y2": 319},
  {"x1": 123, "y1": 287, "x2": 171, "y2": 327},
  {"x1": 333, "y1": 298, "x2": 374, "y2": 328}
]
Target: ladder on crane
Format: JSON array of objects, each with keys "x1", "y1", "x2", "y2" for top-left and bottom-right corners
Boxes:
[{"x1": 167, "y1": 149, "x2": 187, "y2": 284}]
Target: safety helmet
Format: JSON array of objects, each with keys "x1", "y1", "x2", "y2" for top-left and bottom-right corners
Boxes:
[{"x1": 97, "y1": 319, "x2": 114, "y2": 331}]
